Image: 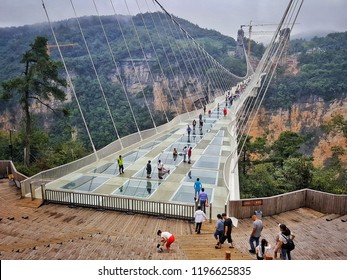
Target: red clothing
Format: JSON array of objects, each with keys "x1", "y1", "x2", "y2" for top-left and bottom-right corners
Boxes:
[
  {"x1": 223, "y1": 108, "x2": 227, "y2": 116},
  {"x1": 188, "y1": 148, "x2": 192, "y2": 157},
  {"x1": 166, "y1": 234, "x2": 175, "y2": 249}
]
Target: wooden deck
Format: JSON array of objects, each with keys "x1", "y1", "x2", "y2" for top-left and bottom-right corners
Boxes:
[{"x1": 0, "y1": 178, "x2": 346, "y2": 260}]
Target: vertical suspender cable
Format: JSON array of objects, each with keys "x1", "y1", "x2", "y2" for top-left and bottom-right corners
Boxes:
[
  {"x1": 123, "y1": 0, "x2": 161, "y2": 129},
  {"x1": 41, "y1": 0, "x2": 99, "y2": 161},
  {"x1": 110, "y1": 0, "x2": 157, "y2": 135},
  {"x1": 69, "y1": 0, "x2": 122, "y2": 144},
  {"x1": 144, "y1": 0, "x2": 182, "y2": 120},
  {"x1": 135, "y1": 0, "x2": 170, "y2": 123}
]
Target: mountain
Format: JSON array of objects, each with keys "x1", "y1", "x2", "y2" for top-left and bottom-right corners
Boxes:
[{"x1": 0, "y1": 13, "x2": 245, "y2": 151}]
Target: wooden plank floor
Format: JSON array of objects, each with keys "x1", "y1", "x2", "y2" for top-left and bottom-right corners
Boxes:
[{"x1": 0, "y1": 179, "x2": 346, "y2": 260}]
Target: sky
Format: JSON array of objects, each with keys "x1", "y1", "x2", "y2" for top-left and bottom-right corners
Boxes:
[{"x1": 0, "y1": 0, "x2": 346, "y2": 43}]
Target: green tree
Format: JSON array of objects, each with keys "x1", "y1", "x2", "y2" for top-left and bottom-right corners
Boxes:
[
  {"x1": 238, "y1": 135, "x2": 269, "y2": 175},
  {"x1": 275, "y1": 157, "x2": 314, "y2": 191},
  {"x1": 239, "y1": 163, "x2": 278, "y2": 198},
  {"x1": 271, "y1": 131, "x2": 305, "y2": 166},
  {"x1": 321, "y1": 114, "x2": 347, "y2": 138},
  {"x1": 1, "y1": 36, "x2": 67, "y2": 166}
]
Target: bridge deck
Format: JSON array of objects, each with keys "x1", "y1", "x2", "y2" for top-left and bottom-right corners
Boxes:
[
  {"x1": 1, "y1": 179, "x2": 346, "y2": 260},
  {"x1": 40, "y1": 95, "x2": 236, "y2": 216}
]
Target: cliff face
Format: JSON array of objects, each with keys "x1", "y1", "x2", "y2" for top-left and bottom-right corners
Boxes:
[{"x1": 249, "y1": 95, "x2": 347, "y2": 167}]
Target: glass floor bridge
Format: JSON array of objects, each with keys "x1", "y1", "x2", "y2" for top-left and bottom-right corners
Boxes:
[{"x1": 32, "y1": 95, "x2": 237, "y2": 218}]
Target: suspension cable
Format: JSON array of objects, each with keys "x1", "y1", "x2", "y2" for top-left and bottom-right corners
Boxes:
[
  {"x1": 135, "y1": 0, "x2": 170, "y2": 122},
  {"x1": 70, "y1": 0, "x2": 123, "y2": 144},
  {"x1": 92, "y1": 0, "x2": 142, "y2": 142},
  {"x1": 41, "y1": 0, "x2": 99, "y2": 160}
]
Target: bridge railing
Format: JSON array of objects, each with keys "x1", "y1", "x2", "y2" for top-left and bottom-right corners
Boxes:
[
  {"x1": 43, "y1": 187, "x2": 195, "y2": 221},
  {"x1": 0, "y1": 160, "x2": 28, "y2": 189}
]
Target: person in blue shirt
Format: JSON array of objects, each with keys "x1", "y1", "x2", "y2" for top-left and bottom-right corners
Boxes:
[
  {"x1": 194, "y1": 178, "x2": 202, "y2": 200},
  {"x1": 214, "y1": 214, "x2": 224, "y2": 246},
  {"x1": 198, "y1": 188, "x2": 208, "y2": 213}
]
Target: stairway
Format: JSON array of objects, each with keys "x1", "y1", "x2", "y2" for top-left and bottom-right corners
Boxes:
[{"x1": 175, "y1": 222, "x2": 253, "y2": 260}]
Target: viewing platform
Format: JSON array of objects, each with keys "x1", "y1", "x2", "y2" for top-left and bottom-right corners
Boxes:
[{"x1": 1, "y1": 178, "x2": 346, "y2": 260}]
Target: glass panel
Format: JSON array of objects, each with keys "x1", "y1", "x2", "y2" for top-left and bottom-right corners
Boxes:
[
  {"x1": 171, "y1": 184, "x2": 214, "y2": 203},
  {"x1": 123, "y1": 150, "x2": 149, "y2": 162},
  {"x1": 165, "y1": 143, "x2": 196, "y2": 153},
  {"x1": 183, "y1": 169, "x2": 218, "y2": 185},
  {"x1": 203, "y1": 145, "x2": 222, "y2": 156},
  {"x1": 139, "y1": 141, "x2": 160, "y2": 150},
  {"x1": 193, "y1": 155, "x2": 220, "y2": 169},
  {"x1": 210, "y1": 137, "x2": 224, "y2": 145},
  {"x1": 61, "y1": 176, "x2": 109, "y2": 192},
  {"x1": 112, "y1": 179, "x2": 160, "y2": 198},
  {"x1": 91, "y1": 162, "x2": 131, "y2": 175},
  {"x1": 215, "y1": 130, "x2": 225, "y2": 137}
]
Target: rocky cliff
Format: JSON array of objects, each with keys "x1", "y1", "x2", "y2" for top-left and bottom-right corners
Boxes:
[{"x1": 249, "y1": 95, "x2": 347, "y2": 167}]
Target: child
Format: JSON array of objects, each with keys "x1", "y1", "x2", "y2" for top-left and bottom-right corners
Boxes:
[{"x1": 256, "y1": 239, "x2": 272, "y2": 260}]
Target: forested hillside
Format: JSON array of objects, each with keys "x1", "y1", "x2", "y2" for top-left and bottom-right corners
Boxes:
[
  {"x1": 0, "y1": 13, "x2": 246, "y2": 173},
  {"x1": 240, "y1": 32, "x2": 347, "y2": 197},
  {"x1": 265, "y1": 32, "x2": 347, "y2": 108}
]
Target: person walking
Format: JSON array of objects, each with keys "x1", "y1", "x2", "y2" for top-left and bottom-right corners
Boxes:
[
  {"x1": 146, "y1": 160, "x2": 152, "y2": 179},
  {"x1": 249, "y1": 214, "x2": 263, "y2": 254},
  {"x1": 182, "y1": 146, "x2": 188, "y2": 162},
  {"x1": 214, "y1": 214, "x2": 224, "y2": 247},
  {"x1": 198, "y1": 188, "x2": 208, "y2": 213},
  {"x1": 216, "y1": 213, "x2": 233, "y2": 249},
  {"x1": 193, "y1": 178, "x2": 202, "y2": 200},
  {"x1": 194, "y1": 205, "x2": 207, "y2": 234},
  {"x1": 117, "y1": 155, "x2": 124, "y2": 174},
  {"x1": 187, "y1": 147, "x2": 192, "y2": 164},
  {"x1": 157, "y1": 230, "x2": 175, "y2": 251}
]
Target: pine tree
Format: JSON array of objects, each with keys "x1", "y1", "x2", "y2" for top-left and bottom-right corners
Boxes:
[{"x1": 1, "y1": 36, "x2": 67, "y2": 165}]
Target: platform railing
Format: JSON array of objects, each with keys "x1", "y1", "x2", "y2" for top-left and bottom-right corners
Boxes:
[{"x1": 43, "y1": 187, "x2": 195, "y2": 221}]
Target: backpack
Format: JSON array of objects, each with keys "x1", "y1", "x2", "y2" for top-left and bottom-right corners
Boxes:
[{"x1": 281, "y1": 234, "x2": 295, "y2": 251}]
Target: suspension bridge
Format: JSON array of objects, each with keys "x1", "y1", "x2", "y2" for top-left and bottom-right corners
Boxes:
[{"x1": 17, "y1": 0, "x2": 303, "y2": 220}]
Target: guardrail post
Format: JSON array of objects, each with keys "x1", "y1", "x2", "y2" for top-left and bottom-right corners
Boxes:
[
  {"x1": 41, "y1": 183, "x2": 45, "y2": 202},
  {"x1": 30, "y1": 183, "x2": 35, "y2": 200},
  {"x1": 209, "y1": 202, "x2": 212, "y2": 223}
]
